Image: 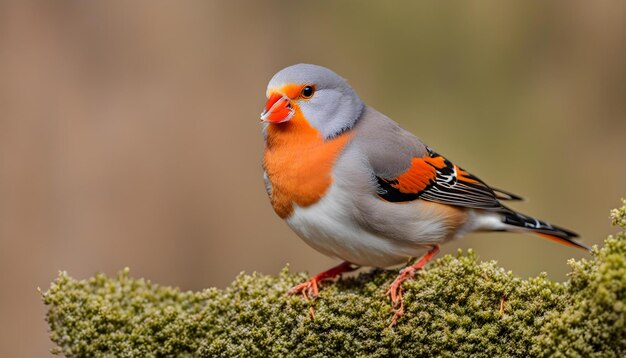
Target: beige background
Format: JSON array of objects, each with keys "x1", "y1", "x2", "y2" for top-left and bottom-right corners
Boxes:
[{"x1": 1, "y1": 1, "x2": 625, "y2": 356}]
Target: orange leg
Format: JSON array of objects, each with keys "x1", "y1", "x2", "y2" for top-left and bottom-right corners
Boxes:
[
  {"x1": 387, "y1": 245, "x2": 440, "y2": 327},
  {"x1": 288, "y1": 261, "x2": 358, "y2": 298}
]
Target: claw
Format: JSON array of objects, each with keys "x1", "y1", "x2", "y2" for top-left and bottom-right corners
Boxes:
[
  {"x1": 287, "y1": 261, "x2": 359, "y2": 319},
  {"x1": 288, "y1": 278, "x2": 320, "y2": 298}
]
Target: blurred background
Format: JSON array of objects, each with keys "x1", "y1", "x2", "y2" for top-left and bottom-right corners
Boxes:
[{"x1": 1, "y1": 1, "x2": 625, "y2": 356}]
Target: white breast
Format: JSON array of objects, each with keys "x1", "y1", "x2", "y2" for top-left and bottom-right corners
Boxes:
[{"x1": 287, "y1": 185, "x2": 408, "y2": 267}]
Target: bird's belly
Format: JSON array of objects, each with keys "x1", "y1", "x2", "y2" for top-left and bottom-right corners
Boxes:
[{"x1": 286, "y1": 183, "x2": 433, "y2": 268}]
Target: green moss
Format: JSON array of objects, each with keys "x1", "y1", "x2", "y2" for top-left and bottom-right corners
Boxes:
[{"x1": 43, "y1": 202, "x2": 626, "y2": 357}]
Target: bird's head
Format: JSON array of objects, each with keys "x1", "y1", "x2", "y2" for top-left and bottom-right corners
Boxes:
[{"x1": 261, "y1": 64, "x2": 364, "y2": 139}]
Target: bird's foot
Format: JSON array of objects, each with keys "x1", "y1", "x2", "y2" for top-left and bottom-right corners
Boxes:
[
  {"x1": 386, "y1": 245, "x2": 441, "y2": 327},
  {"x1": 288, "y1": 279, "x2": 320, "y2": 319},
  {"x1": 287, "y1": 261, "x2": 358, "y2": 318},
  {"x1": 288, "y1": 277, "x2": 321, "y2": 298},
  {"x1": 386, "y1": 266, "x2": 415, "y2": 327}
]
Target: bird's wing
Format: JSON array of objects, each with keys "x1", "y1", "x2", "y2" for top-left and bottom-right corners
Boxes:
[
  {"x1": 352, "y1": 107, "x2": 517, "y2": 210},
  {"x1": 376, "y1": 148, "x2": 505, "y2": 210}
]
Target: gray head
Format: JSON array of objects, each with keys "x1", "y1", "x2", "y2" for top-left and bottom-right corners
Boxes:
[{"x1": 261, "y1": 64, "x2": 364, "y2": 138}]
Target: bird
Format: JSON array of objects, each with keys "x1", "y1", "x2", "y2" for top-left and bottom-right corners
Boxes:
[{"x1": 260, "y1": 63, "x2": 588, "y2": 325}]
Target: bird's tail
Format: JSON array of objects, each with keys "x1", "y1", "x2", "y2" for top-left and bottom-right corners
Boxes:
[{"x1": 501, "y1": 210, "x2": 589, "y2": 251}]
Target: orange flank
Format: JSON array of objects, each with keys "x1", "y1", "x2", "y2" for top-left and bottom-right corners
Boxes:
[
  {"x1": 391, "y1": 156, "x2": 446, "y2": 194},
  {"x1": 263, "y1": 102, "x2": 353, "y2": 218}
]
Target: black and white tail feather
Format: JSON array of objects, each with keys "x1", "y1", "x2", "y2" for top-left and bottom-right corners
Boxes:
[{"x1": 500, "y1": 208, "x2": 589, "y2": 250}]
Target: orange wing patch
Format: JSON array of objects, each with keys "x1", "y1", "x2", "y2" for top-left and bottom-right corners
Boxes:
[
  {"x1": 376, "y1": 149, "x2": 503, "y2": 209},
  {"x1": 455, "y1": 165, "x2": 479, "y2": 184},
  {"x1": 391, "y1": 156, "x2": 446, "y2": 194}
]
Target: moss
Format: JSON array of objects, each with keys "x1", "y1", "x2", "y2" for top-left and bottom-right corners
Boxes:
[
  {"x1": 43, "y1": 202, "x2": 626, "y2": 357},
  {"x1": 610, "y1": 199, "x2": 626, "y2": 229}
]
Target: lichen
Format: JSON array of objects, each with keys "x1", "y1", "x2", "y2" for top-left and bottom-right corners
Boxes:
[{"x1": 43, "y1": 201, "x2": 626, "y2": 357}]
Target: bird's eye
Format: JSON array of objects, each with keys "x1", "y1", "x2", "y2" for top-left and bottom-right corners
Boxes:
[{"x1": 300, "y1": 85, "x2": 315, "y2": 99}]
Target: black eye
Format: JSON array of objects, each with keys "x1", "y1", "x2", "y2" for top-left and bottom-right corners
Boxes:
[{"x1": 301, "y1": 85, "x2": 315, "y2": 99}]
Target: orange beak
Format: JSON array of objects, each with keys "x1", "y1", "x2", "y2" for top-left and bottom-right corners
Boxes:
[{"x1": 260, "y1": 92, "x2": 294, "y2": 123}]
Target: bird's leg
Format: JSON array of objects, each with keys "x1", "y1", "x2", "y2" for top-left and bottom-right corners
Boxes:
[
  {"x1": 387, "y1": 244, "x2": 440, "y2": 327},
  {"x1": 288, "y1": 261, "x2": 358, "y2": 298}
]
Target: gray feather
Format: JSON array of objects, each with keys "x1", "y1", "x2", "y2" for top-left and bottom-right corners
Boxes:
[{"x1": 352, "y1": 106, "x2": 428, "y2": 179}]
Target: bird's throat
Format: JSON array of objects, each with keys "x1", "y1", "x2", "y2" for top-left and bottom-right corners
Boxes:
[{"x1": 263, "y1": 115, "x2": 353, "y2": 218}]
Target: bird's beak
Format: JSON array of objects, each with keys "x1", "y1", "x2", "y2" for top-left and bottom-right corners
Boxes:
[{"x1": 260, "y1": 92, "x2": 294, "y2": 123}]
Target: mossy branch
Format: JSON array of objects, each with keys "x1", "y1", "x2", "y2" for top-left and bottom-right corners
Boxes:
[{"x1": 43, "y1": 201, "x2": 626, "y2": 357}]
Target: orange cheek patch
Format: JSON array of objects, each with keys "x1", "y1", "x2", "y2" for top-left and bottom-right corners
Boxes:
[
  {"x1": 279, "y1": 84, "x2": 306, "y2": 100},
  {"x1": 267, "y1": 84, "x2": 308, "y2": 101},
  {"x1": 263, "y1": 110, "x2": 353, "y2": 218}
]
